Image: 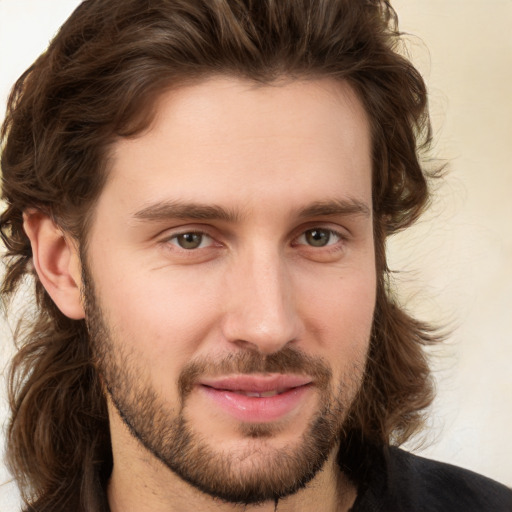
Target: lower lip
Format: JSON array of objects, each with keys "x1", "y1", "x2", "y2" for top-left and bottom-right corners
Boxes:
[{"x1": 200, "y1": 384, "x2": 312, "y2": 423}]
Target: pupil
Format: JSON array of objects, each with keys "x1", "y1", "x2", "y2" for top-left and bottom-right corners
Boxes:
[
  {"x1": 178, "y1": 233, "x2": 202, "y2": 249},
  {"x1": 306, "y1": 229, "x2": 329, "y2": 247}
]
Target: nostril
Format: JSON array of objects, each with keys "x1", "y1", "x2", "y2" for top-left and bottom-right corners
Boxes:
[
  {"x1": 232, "y1": 339, "x2": 258, "y2": 351},
  {"x1": 230, "y1": 337, "x2": 297, "y2": 356}
]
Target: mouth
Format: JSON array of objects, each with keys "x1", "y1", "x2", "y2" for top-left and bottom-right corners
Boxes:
[
  {"x1": 221, "y1": 389, "x2": 288, "y2": 398},
  {"x1": 197, "y1": 374, "x2": 314, "y2": 423},
  {"x1": 200, "y1": 374, "x2": 312, "y2": 396}
]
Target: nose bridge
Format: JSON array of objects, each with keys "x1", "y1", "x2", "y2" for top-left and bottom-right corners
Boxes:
[{"x1": 222, "y1": 243, "x2": 300, "y2": 354}]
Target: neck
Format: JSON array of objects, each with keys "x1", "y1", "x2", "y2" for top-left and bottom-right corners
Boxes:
[{"x1": 108, "y1": 454, "x2": 356, "y2": 512}]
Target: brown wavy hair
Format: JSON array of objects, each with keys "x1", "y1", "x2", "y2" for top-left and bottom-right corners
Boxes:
[{"x1": 1, "y1": 0, "x2": 440, "y2": 510}]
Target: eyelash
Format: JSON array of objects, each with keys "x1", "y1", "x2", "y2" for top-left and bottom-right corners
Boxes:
[
  {"x1": 163, "y1": 227, "x2": 347, "y2": 253},
  {"x1": 293, "y1": 228, "x2": 344, "y2": 249},
  {"x1": 166, "y1": 231, "x2": 216, "y2": 250}
]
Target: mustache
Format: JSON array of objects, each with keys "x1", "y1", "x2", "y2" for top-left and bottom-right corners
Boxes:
[{"x1": 178, "y1": 346, "x2": 332, "y2": 399}]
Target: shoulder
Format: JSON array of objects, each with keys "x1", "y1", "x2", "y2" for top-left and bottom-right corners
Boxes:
[
  {"x1": 351, "y1": 446, "x2": 512, "y2": 512},
  {"x1": 383, "y1": 447, "x2": 512, "y2": 512}
]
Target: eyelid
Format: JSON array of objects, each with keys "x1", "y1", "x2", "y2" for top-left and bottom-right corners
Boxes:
[
  {"x1": 158, "y1": 225, "x2": 221, "y2": 249},
  {"x1": 294, "y1": 227, "x2": 344, "y2": 247},
  {"x1": 292, "y1": 220, "x2": 350, "y2": 241},
  {"x1": 156, "y1": 222, "x2": 349, "y2": 251},
  {"x1": 168, "y1": 231, "x2": 213, "y2": 249},
  {"x1": 157, "y1": 223, "x2": 215, "y2": 239}
]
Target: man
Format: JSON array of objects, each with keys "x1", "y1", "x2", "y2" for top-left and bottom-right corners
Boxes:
[{"x1": 1, "y1": 0, "x2": 510, "y2": 511}]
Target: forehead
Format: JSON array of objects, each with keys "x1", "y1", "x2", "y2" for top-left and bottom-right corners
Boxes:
[{"x1": 100, "y1": 76, "x2": 372, "y2": 220}]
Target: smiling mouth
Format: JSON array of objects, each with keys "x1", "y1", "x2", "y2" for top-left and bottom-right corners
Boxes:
[{"x1": 197, "y1": 374, "x2": 314, "y2": 422}]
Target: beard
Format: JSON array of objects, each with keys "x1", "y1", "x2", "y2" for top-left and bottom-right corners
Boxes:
[{"x1": 82, "y1": 265, "x2": 367, "y2": 506}]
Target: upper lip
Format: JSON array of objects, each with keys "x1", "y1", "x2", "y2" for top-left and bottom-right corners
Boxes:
[{"x1": 199, "y1": 374, "x2": 312, "y2": 393}]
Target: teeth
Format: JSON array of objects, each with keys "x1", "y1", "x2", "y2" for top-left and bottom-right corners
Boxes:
[
  {"x1": 236, "y1": 390, "x2": 281, "y2": 397},
  {"x1": 258, "y1": 390, "x2": 280, "y2": 397}
]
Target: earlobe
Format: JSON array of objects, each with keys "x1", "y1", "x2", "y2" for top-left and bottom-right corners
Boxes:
[{"x1": 23, "y1": 210, "x2": 85, "y2": 320}]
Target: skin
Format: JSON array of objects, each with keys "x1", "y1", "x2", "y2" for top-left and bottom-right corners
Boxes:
[{"x1": 25, "y1": 76, "x2": 376, "y2": 512}]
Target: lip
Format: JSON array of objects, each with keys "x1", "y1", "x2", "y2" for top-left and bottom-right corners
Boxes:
[{"x1": 198, "y1": 374, "x2": 313, "y2": 423}]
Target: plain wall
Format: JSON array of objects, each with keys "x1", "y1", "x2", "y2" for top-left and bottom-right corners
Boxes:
[{"x1": 1, "y1": 0, "x2": 511, "y2": 508}]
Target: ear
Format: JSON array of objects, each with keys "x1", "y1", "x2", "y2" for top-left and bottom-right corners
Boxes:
[{"x1": 23, "y1": 210, "x2": 85, "y2": 320}]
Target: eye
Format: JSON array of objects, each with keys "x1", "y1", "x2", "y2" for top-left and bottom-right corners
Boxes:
[
  {"x1": 169, "y1": 232, "x2": 212, "y2": 250},
  {"x1": 297, "y1": 228, "x2": 341, "y2": 247}
]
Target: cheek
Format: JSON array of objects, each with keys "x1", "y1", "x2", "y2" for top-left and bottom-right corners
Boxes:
[
  {"x1": 93, "y1": 262, "x2": 224, "y2": 370},
  {"x1": 297, "y1": 265, "x2": 376, "y2": 362}
]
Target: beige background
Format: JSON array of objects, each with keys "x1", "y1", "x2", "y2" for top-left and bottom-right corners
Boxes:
[{"x1": 0, "y1": 0, "x2": 511, "y2": 507}]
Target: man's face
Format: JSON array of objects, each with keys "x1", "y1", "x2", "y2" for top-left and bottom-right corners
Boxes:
[{"x1": 83, "y1": 77, "x2": 376, "y2": 504}]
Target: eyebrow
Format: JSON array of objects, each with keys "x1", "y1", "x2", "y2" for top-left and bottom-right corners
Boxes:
[
  {"x1": 297, "y1": 199, "x2": 371, "y2": 219},
  {"x1": 131, "y1": 197, "x2": 371, "y2": 223},
  {"x1": 132, "y1": 200, "x2": 240, "y2": 223}
]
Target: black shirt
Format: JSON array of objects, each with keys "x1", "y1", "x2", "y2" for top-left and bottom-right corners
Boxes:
[{"x1": 351, "y1": 447, "x2": 512, "y2": 511}]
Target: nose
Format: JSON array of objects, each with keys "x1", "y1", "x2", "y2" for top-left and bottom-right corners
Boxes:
[{"x1": 221, "y1": 248, "x2": 302, "y2": 355}]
